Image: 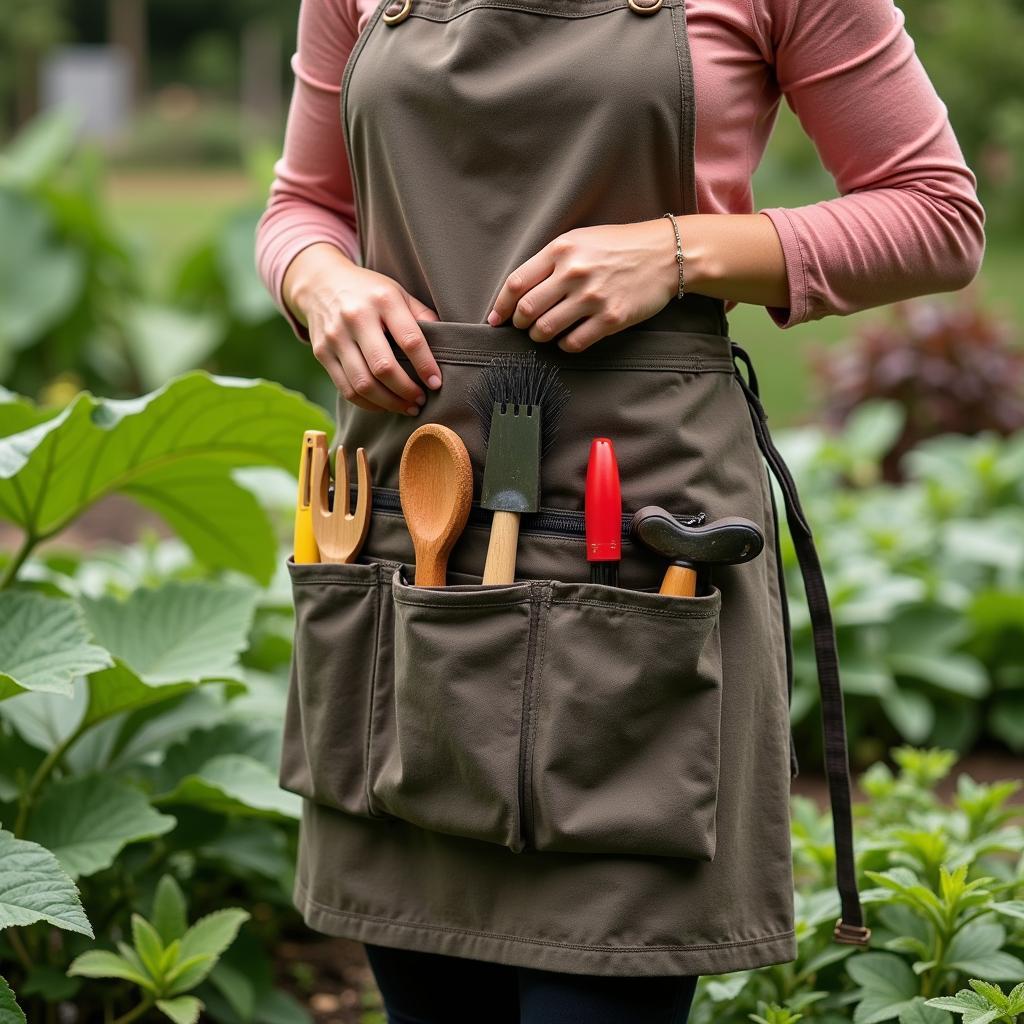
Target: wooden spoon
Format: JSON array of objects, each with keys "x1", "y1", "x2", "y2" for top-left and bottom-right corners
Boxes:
[
  {"x1": 399, "y1": 424, "x2": 473, "y2": 586},
  {"x1": 310, "y1": 434, "x2": 373, "y2": 563}
]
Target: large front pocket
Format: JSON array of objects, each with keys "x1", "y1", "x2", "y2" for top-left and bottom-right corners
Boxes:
[
  {"x1": 279, "y1": 555, "x2": 392, "y2": 818},
  {"x1": 370, "y1": 567, "x2": 536, "y2": 850},
  {"x1": 528, "y1": 581, "x2": 723, "y2": 859},
  {"x1": 368, "y1": 559, "x2": 725, "y2": 859}
]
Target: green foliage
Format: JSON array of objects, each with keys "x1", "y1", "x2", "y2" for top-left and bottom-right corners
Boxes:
[
  {"x1": 926, "y1": 980, "x2": 1024, "y2": 1024},
  {"x1": 67, "y1": 873, "x2": 251, "y2": 1023},
  {"x1": 0, "y1": 975, "x2": 26, "y2": 1024},
  {"x1": 0, "y1": 111, "x2": 334, "y2": 409},
  {"x1": 774, "y1": 404, "x2": 1024, "y2": 762},
  {"x1": 0, "y1": 372, "x2": 312, "y2": 1022},
  {"x1": 688, "y1": 746, "x2": 1024, "y2": 1024},
  {"x1": 0, "y1": 372, "x2": 331, "y2": 587}
]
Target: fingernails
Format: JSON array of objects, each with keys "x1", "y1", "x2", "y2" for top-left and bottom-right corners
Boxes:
[
  {"x1": 486, "y1": 310, "x2": 499, "y2": 326},
  {"x1": 416, "y1": 391, "x2": 427, "y2": 405},
  {"x1": 427, "y1": 374, "x2": 441, "y2": 389},
  {"x1": 406, "y1": 405, "x2": 420, "y2": 416}
]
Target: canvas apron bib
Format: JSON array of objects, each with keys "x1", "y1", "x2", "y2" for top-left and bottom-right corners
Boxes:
[{"x1": 280, "y1": 0, "x2": 871, "y2": 976}]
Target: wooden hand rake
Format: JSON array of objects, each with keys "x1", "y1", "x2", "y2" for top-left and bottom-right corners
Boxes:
[{"x1": 309, "y1": 433, "x2": 373, "y2": 563}]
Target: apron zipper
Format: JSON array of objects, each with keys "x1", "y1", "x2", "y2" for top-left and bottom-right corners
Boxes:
[{"x1": 341, "y1": 484, "x2": 706, "y2": 539}]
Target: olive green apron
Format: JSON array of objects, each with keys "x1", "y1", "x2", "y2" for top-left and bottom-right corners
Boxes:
[{"x1": 279, "y1": 0, "x2": 870, "y2": 976}]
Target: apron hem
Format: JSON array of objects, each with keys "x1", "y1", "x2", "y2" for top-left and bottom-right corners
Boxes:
[{"x1": 292, "y1": 878, "x2": 799, "y2": 977}]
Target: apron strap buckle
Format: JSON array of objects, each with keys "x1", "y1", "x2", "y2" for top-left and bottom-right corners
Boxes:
[{"x1": 834, "y1": 918, "x2": 872, "y2": 945}]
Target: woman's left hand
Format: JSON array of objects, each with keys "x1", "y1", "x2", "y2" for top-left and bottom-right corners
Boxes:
[{"x1": 485, "y1": 219, "x2": 684, "y2": 352}]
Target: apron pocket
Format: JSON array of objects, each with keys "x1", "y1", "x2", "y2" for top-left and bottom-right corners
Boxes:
[
  {"x1": 370, "y1": 565, "x2": 535, "y2": 850},
  {"x1": 279, "y1": 555, "x2": 388, "y2": 817},
  {"x1": 529, "y1": 581, "x2": 724, "y2": 859}
]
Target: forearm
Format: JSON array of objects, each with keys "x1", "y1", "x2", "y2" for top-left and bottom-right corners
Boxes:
[{"x1": 672, "y1": 213, "x2": 789, "y2": 310}]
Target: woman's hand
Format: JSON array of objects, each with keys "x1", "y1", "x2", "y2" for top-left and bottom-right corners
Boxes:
[
  {"x1": 485, "y1": 219, "x2": 686, "y2": 352},
  {"x1": 283, "y1": 242, "x2": 443, "y2": 415}
]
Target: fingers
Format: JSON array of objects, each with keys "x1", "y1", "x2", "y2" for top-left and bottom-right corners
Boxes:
[
  {"x1": 337, "y1": 330, "x2": 424, "y2": 415},
  {"x1": 487, "y1": 246, "x2": 557, "y2": 325},
  {"x1": 382, "y1": 298, "x2": 443, "y2": 391},
  {"x1": 556, "y1": 304, "x2": 629, "y2": 353}
]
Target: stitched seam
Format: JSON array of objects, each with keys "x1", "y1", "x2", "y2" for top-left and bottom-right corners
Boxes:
[
  {"x1": 292, "y1": 579, "x2": 379, "y2": 588},
  {"x1": 295, "y1": 882, "x2": 795, "y2": 952},
  {"x1": 549, "y1": 599, "x2": 717, "y2": 619},
  {"x1": 525, "y1": 586, "x2": 550, "y2": 846},
  {"x1": 397, "y1": 350, "x2": 734, "y2": 372},
  {"x1": 394, "y1": 598, "x2": 532, "y2": 610}
]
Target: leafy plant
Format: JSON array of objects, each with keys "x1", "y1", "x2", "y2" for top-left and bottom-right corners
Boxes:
[
  {"x1": 68, "y1": 875, "x2": 249, "y2": 1024},
  {"x1": 807, "y1": 295, "x2": 1024, "y2": 482},
  {"x1": 773, "y1": 405, "x2": 1024, "y2": 762},
  {"x1": 926, "y1": 980, "x2": 1024, "y2": 1023},
  {"x1": 0, "y1": 372, "x2": 321, "y2": 1022},
  {"x1": 689, "y1": 745, "x2": 1024, "y2": 1024}
]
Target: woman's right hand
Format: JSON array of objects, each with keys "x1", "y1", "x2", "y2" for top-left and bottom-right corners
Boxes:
[{"x1": 282, "y1": 242, "x2": 443, "y2": 415}]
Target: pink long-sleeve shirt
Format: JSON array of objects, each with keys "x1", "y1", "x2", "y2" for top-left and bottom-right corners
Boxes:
[{"x1": 256, "y1": 0, "x2": 986, "y2": 335}]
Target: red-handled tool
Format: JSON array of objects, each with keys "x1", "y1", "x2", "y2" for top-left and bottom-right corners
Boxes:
[{"x1": 585, "y1": 437, "x2": 622, "y2": 586}]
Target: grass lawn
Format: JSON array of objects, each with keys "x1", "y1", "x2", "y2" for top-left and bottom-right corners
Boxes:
[{"x1": 104, "y1": 158, "x2": 1019, "y2": 427}]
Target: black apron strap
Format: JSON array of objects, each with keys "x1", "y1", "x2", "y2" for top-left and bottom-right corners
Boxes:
[{"x1": 730, "y1": 341, "x2": 871, "y2": 947}]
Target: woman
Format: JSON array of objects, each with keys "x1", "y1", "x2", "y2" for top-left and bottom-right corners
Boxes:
[{"x1": 256, "y1": 0, "x2": 985, "y2": 1019}]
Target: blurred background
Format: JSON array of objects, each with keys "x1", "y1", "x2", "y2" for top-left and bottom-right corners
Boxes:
[{"x1": 1, "y1": 2, "x2": 1023, "y2": 1023}]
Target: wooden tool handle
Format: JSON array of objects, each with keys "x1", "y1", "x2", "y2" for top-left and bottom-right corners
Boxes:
[
  {"x1": 415, "y1": 557, "x2": 448, "y2": 588},
  {"x1": 659, "y1": 563, "x2": 698, "y2": 597},
  {"x1": 483, "y1": 510, "x2": 521, "y2": 584}
]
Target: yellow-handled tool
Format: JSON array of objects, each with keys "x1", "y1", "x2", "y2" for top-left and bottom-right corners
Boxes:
[{"x1": 293, "y1": 430, "x2": 325, "y2": 564}]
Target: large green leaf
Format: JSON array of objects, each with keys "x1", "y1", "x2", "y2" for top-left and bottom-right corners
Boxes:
[
  {"x1": 898, "y1": 999, "x2": 952, "y2": 1024},
  {"x1": 0, "y1": 373, "x2": 332, "y2": 584},
  {"x1": 218, "y1": 209, "x2": 277, "y2": 325},
  {"x1": 80, "y1": 581, "x2": 258, "y2": 686},
  {"x1": 0, "y1": 829, "x2": 92, "y2": 936},
  {"x1": 0, "y1": 188, "x2": 84, "y2": 353},
  {"x1": 83, "y1": 662, "x2": 200, "y2": 732},
  {"x1": 0, "y1": 387, "x2": 57, "y2": 439},
  {"x1": 26, "y1": 775, "x2": 176, "y2": 879},
  {"x1": 0, "y1": 976, "x2": 26, "y2": 1024},
  {"x1": 0, "y1": 110, "x2": 78, "y2": 188},
  {"x1": 0, "y1": 592, "x2": 112, "y2": 700},
  {"x1": 848, "y1": 952, "x2": 920, "y2": 1024},
  {"x1": 154, "y1": 754, "x2": 301, "y2": 820},
  {"x1": 123, "y1": 303, "x2": 223, "y2": 391}
]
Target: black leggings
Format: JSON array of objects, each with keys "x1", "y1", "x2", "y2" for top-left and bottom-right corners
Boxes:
[{"x1": 363, "y1": 942, "x2": 699, "y2": 1024}]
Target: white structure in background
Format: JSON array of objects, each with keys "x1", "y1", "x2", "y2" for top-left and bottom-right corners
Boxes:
[{"x1": 40, "y1": 46, "x2": 132, "y2": 141}]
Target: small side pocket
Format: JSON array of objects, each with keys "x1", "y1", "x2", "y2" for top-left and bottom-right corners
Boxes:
[
  {"x1": 370, "y1": 566, "x2": 534, "y2": 850},
  {"x1": 279, "y1": 555, "x2": 385, "y2": 816},
  {"x1": 529, "y1": 582, "x2": 724, "y2": 859}
]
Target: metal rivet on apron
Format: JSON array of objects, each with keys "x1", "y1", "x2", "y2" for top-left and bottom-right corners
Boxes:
[
  {"x1": 627, "y1": 0, "x2": 663, "y2": 13},
  {"x1": 382, "y1": 0, "x2": 412, "y2": 25}
]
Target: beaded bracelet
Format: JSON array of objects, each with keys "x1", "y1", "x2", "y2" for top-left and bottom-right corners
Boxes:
[{"x1": 661, "y1": 211, "x2": 686, "y2": 301}]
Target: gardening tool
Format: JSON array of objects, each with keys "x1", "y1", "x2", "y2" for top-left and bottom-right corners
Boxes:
[
  {"x1": 585, "y1": 437, "x2": 622, "y2": 586},
  {"x1": 399, "y1": 423, "x2": 474, "y2": 586},
  {"x1": 293, "y1": 429, "x2": 324, "y2": 564},
  {"x1": 631, "y1": 505, "x2": 765, "y2": 597},
  {"x1": 467, "y1": 351, "x2": 571, "y2": 584},
  {"x1": 310, "y1": 433, "x2": 373, "y2": 563}
]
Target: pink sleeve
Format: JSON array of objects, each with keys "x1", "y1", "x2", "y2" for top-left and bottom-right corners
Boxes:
[
  {"x1": 751, "y1": 0, "x2": 986, "y2": 329},
  {"x1": 255, "y1": 0, "x2": 362, "y2": 342}
]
